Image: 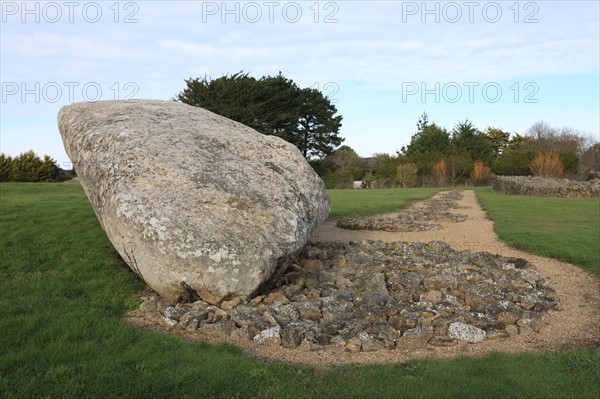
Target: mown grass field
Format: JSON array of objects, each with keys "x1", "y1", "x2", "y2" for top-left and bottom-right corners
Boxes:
[
  {"x1": 0, "y1": 183, "x2": 598, "y2": 398},
  {"x1": 475, "y1": 187, "x2": 600, "y2": 276},
  {"x1": 328, "y1": 187, "x2": 444, "y2": 217}
]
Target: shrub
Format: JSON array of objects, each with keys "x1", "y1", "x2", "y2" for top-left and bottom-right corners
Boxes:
[
  {"x1": 0, "y1": 151, "x2": 60, "y2": 182},
  {"x1": 0, "y1": 153, "x2": 12, "y2": 182},
  {"x1": 447, "y1": 152, "x2": 473, "y2": 185},
  {"x1": 470, "y1": 160, "x2": 492, "y2": 185},
  {"x1": 374, "y1": 153, "x2": 400, "y2": 181},
  {"x1": 396, "y1": 163, "x2": 418, "y2": 188},
  {"x1": 39, "y1": 155, "x2": 60, "y2": 182},
  {"x1": 334, "y1": 181, "x2": 353, "y2": 189},
  {"x1": 559, "y1": 152, "x2": 579, "y2": 175},
  {"x1": 362, "y1": 172, "x2": 375, "y2": 188},
  {"x1": 492, "y1": 150, "x2": 535, "y2": 176},
  {"x1": 322, "y1": 176, "x2": 342, "y2": 189},
  {"x1": 432, "y1": 159, "x2": 448, "y2": 186},
  {"x1": 530, "y1": 153, "x2": 564, "y2": 178}
]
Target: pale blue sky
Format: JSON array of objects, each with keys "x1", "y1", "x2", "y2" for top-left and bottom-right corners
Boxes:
[{"x1": 1, "y1": 0, "x2": 599, "y2": 168}]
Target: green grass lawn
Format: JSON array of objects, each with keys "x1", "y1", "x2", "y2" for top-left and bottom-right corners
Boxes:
[
  {"x1": 328, "y1": 187, "x2": 444, "y2": 217},
  {"x1": 1, "y1": 183, "x2": 598, "y2": 398},
  {"x1": 475, "y1": 187, "x2": 600, "y2": 276}
]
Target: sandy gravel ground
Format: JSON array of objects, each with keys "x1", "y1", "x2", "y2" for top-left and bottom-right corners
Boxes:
[{"x1": 127, "y1": 190, "x2": 600, "y2": 365}]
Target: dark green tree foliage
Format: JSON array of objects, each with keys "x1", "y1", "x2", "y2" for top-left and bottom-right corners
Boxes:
[
  {"x1": 373, "y1": 153, "x2": 400, "y2": 181},
  {"x1": 416, "y1": 112, "x2": 429, "y2": 132},
  {"x1": 177, "y1": 72, "x2": 260, "y2": 128},
  {"x1": 484, "y1": 127, "x2": 511, "y2": 159},
  {"x1": 0, "y1": 153, "x2": 12, "y2": 182},
  {"x1": 254, "y1": 74, "x2": 301, "y2": 141},
  {"x1": 452, "y1": 120, "x2": 494, "y2": 165},
  {"x1": 401, "y1": 114, "x2": 476, "y2": 184},
  {"x1": 447, "y1": 150, "x2": 473, "y2": 184},
  {"x1": 402, "y1": 122, "x2": 451, "y2": 178},
  {"x1": 483, "y1": 127, "x2": 523, "y2": 160},
  {"x1": 0, "y1": 151, "x2": 59, "y2": 182},
  {"x1": 309, "y1": 157, "x2": 335, "y2": 179},
  {"x1": 491, "y1": 150, "x2": 536, "y2": 176},
  {"x1": 403, "y1": 115, "x2": 451, "y2": 160},
  {"x1": 39, "y1": 155, "x2": 60, "y2": 182},
  {"x1": 177, "y1": 71, "x2": 343, "y2": 159},
  {"x1": 11, "y1": 150, "x2": 40, "y2": 182},
  {"x1": 559, "y1": 152, "x2": 579, "y2": 175},
  {"x1": 318, "y1": 145, "x2": 363, "y2": 187},
  {"x1": 296, "y1": 88, "x2": 344, "y2": 158},
  {"x1": 401, "y1": 117, "x2": 449, "y2": 175}
]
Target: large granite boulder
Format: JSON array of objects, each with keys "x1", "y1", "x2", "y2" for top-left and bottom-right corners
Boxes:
[{"x1": 58, "y1": 100, "x2": 330, "y2": 304}]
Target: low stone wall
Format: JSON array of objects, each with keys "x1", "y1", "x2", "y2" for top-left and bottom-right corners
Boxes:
[{"x1": 493, "y1": 176, "x2": 600, "y2": 198}]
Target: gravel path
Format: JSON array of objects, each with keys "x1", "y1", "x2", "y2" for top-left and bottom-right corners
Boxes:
[{"x1": 127, "y1": 190, "x2": 600, "y2": 365}]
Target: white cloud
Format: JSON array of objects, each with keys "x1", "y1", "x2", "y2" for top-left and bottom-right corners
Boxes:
[
  {"x1": 1, "y1": 0, "x2": 598, "y2": 163},
  {"x1": 157, "y1": 39, "x2": 214, "y2": 55}
]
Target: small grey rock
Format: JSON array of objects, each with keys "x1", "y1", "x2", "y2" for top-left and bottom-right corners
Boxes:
[{"x1": 448, "y1": 322, "x2": 486, "y2": 343}]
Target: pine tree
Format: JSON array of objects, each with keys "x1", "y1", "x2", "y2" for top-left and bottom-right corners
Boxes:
[
  {"x1": 177, "y1": 71, "x2": 344, "y2": 159},
  {"x1": 452, "y1": 120, "x2": 494, "y2": 165},
  {"x1": 295, "y1": 88, "x2": 343, "y2": 158}
]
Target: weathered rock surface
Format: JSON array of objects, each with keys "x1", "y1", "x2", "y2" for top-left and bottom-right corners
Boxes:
[
  {"x1": 59, "y1": 100, "x2": 330, "y2": 303},
  {"x1": 139, "y1": 240, "x2": 561, "y2": 351},
  {"x1": 448, "y1": 322, "x2": 486, "y2": 343}
]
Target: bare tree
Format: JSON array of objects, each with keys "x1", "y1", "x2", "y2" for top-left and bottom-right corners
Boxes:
[{"x1": 524, "y1": 121, "x2": 586, "y2": 154}]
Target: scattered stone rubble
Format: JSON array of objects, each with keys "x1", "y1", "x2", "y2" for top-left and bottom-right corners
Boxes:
[
  {"x1": 138, "y1": 240, "x2": 561, "y2": 352},
  {"x1": 335, "y1": 218, "x2": 440, "y2": 233},
  {"x1": 336, "y1": 191, "x2": 467, "y2": 232}
]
